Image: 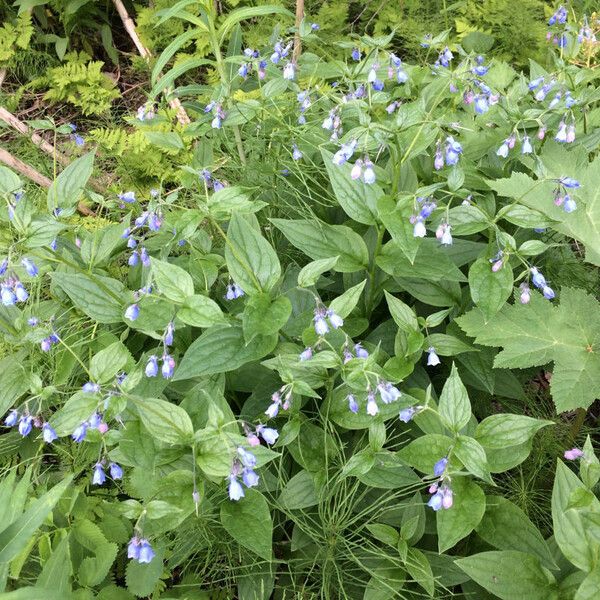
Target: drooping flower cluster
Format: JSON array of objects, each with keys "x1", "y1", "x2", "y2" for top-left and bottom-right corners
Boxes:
[
  {"x1": 347, "y1": 380, "x2": 402, "y2": 416},
  {"x1": 92, "y1": 461, "x2": 123, "y2": 485},
  {"x1": 205, "y1": 101, "x2": 226, "y2": 129},
  {"x1": 228, "y1": 447, "x2": 259, "y2": 501},
  {"x1": 1, "y1": 257, "x2": 38, "y2": 307},
  {"x1": 410, "y1": 196, "x2": 437, "y2": 238},
  {"x1": 128, "y1": 537, "x2": 155, "y2": 563},
  {"x1": 434, "y1": 136, "x2": 462, "y2": 170},
  {"x1": 427, "y1": 457, "x2": 453, "y2": 511},
  {"x1": 552, "y1": 176, "x2": 580, "y2": 213},
  {"x1": 265, "y1": 387, "x2": 292, "y2": 418},
  {"x1": 313, "y1": 306, "x2": 344, "y2": 336},
  {"x1": 225, "y1": 282, "x2": 244, "y2": 300},
  {"x1": 529, "y1": 267, "x2": 555, "y2": 300},
  {"x1": 246, "y1": 424, "x2": 279, "y2": 446},
  {"x1": 4, "y1": 409, "x2": 57, "y2": 442},
  {"x1": 145, "y1": 322, "x2": 177, "y2": 379}
]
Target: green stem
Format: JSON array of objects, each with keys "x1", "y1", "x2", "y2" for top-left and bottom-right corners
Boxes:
[
  {"x1": 208, "y1": 15, "x2": 247, "y2": 166},
  {"x1": 366, "y1": 225, "x2": 385, "y2": 317},
  {"x1": 569, "y1": 408, "x2": 587, "y2": 443}
]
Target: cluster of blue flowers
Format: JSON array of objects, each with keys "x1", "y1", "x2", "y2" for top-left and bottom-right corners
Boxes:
[
  {"x1": 4, "y1": 409, "x2": 57, "y2": 442},
  {"x1": 427, "y1": 347, "x2": 441, "y2": 367},
  {"x1": 124, "y1": 286, "x2": 153, "y2": 322},
  {"x1": 434, "y1": 136, "x2": 462, "y2": 170},
  {"x1": 346, "y1": 380, "x2": 402, "y2": 416},
  {"x1": 204, "y1": 101, "x2": 226, "y2": 129},
  {"x1": 552, "y1": 176, "x2": 580, "y2": 213},
  {"x1": 496, "y1": 133, "x2": 534, "y2": 158},
  {"x1": 225, "y1": 282, "x2": 244, "y2": 300},
  {"x1": 127, "y1": 537, "x2": 155, "y2": 563},
  {"x1": 200, "y1": 169, "x2": 225, "y2": 193},
  {"x1": 144, "y1": 322, "x2": 177, "y2": 379},
  {"x1": 529, "y1": 267, "x2": 555, "y2": 300},
  {"x1": 427, "y1": 457, "x2": 454, "y2": 511},
  {"x1": 1, "y1": 257, "x2": 38, "y2": 306},
  {"x1": 313, "y1": 305, "x2": 344, "y2": 336},
  {"x1": 92, "y1": 461, "x2": 123, "y2": 485},
  {"x1": 410, "y1": 197, "x2": 437, "y2": 238},
  {"x1": 228, "y1": 447, "x2": 259, "y2": 500},
  {"x1": 72, "y1": 409, "x2": 110, "y2": 443},
  {"x1": 434, "y1": 47, "x2": 453, "y2": 69},
  {"x1": 136, "y1": 104, "x2": 156, "y2": 121},
  {"x1": 68, "y1": 123, "x2": 85, "y2": 147},
  {"x1": 265, "y1": 387, "x2": 292, "y2": 419}
]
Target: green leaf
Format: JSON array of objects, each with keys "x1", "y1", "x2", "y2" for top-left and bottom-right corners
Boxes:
[
  {"x1": 297, "y1": 257, "x2": 339, "y2": 287},
  {"x1": 174, "y1": 325, "x2": 277, "y2": 380},
  {"x1": 437, "y1": 477, "x2": 485, "y2": 552},
  {"x1": 90, "y1": 341, "x2": 130, "y2": 383},
  {"x1": 150, "y1": 57, "x2": 213, "y2": 98},
  {"x1": 384, "y1": 291, "x2": 419, "y2": 331},
  {"x1": 226, "y1": 213, "x2": 281, "y2": 294},
  {"x1": 37, "y1": 535, "x2": 71, "y2": 593},
  {"x1": 0, "y1": 166, "x2": 22, "y2": 194},
  {"x1": 217, "y1": 5, "x2": 293, "y2": 43},
  {"x1": 144, "y1": 131, "x2": 184, "y2": 151},
  {"x1": 489, "y1": 150, "x2": 600, "y2": 266},
  {"x1": 195, "y1": 428, "x2": 235, "y2": 477},
  {"x1": 151, "y1": 28, "x2": 200, "y2": 84},
  {"x1": 177, "y1": 294, "x2": 226, "y2": 327},
  {"x1": 321, "y1": 149, "x2": 380, "y2": 224},
  {"x1": 74, "y1": 520, "x2": 117, "y2": 587},
  {"x1": 476, "y1": 496, "x2": 557, "y2": 570},
  {"x1": 454, "y1": 436, "x2": 493, "y2": 484},
  {"x1": 575, "y1": 568, "x2": 600, "y2": 600},
  {"x1": 131, "y1": 397, "x2": 194, "y2": 445},
  {"x1": 378, "y1": 197, "x2": 422, "y2": 263},
  {"x1": 580, "y1": 435, "x2": 600, "y2": 490},
  {"x1": 271, "y1": 218, "x2": 368, "y2": 273},
  {"x1": 468, "y1": 256, "x2": 514, "y2": 320},
  {"x1": 457, "y1": 288, "x2": 600, "y2": 412},
  {"x1": 152, "y1": 258, "x2": 194, "y2": 303},
  {"x1": 398, "y1": 434, "x2": 454, "y2": 474},
  {"x1": 438, "y1": 364, "x2": 471, "y2": 432},
  {"x1": 364, "y1": 566, "x2": 405, "y2": 599},
  {"x1": 279, "y1": 470, "x2": 318, "y2": 510},
  {"x1": 0, "y1": 476, "x2": 72, "y2": 563},
  {"x1": 52, "y1": 272, "x2": 124, "y2": 324},
  {"x1": 425, "y1": 333, "x2": 474, "y2": 356},
  {"x1": 475, "y1": 414, "x2": 553, "y2": 449},
  {"x1": 405, "y1": 547, "x2": 435, "y2": 597},
  {"x1": 365, "y1": 523, "x2": 399, "y2": 547},
  {"x1": 242, "y1": 294, "x2": 291, "y2": 342},
  {"x1": 456, "y1": 551, "x2": 557, "y2": 600},
  {"x1": 125, "y1": 546, "x2": 164, "y2": 597},
  {"x1": 552, "y1": 460, "x2": 600, "y2": 572},
  {"x1": 220, "y1": 489, "x2": 272, "y2": 561},
  {"x1": 328, "y1": 280, "x2": 366, "y2": 319},
  {"x1": 377, "y1": 240, "x2": 467, "y2": 282},
  {"x1": 80, "y1": 224, "x2": 124, "y2": 267},
  {"x1": 0, "y1": 355, "x2": 31, "y2": 418},
  {"x1": 49, "y1": 391, "x2": 99, "y2": 436},
  {"x1": 47, "y1": 152, "x2": 94, "y2": 214}
]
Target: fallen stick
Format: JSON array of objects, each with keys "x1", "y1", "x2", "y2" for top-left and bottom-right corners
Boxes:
[
  {"x1": 293, "y1": 0, "x2": 305, "y2": 63},
  {"x1": 111, "y1": 0, "x2": 191, "y2": 125},
  {"x1": 0, "y1": 107, "x2": 70, "y2": 167},
  {"x1": 0, "y1": 147, "x2": 94, "y2": 216}
]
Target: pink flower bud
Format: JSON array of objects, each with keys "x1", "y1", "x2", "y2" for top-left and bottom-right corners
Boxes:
[
  {"x1": 491, "y1": 259, "x2": 503, "y2": 272},
  {"x1": 98, "y1": 422, "x2": 109, "y2": 434}
]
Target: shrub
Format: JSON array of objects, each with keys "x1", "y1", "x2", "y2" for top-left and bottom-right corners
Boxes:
[{"x1": 0, "y1": 2, "x2": 599, "y2": 599}]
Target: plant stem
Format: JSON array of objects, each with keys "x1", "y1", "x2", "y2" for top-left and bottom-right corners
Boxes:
[
  {"x1": 569, "y1": 408, "x2": 587, "y2": 443},
  {"x1": 366, "y1": 225, "x2": 385, "y2": 317}
]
